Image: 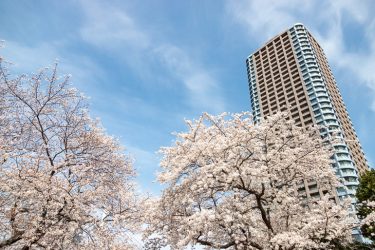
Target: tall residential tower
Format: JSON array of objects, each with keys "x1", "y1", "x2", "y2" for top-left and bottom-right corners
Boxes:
[{"x1": 246, "y1": 23, "x2": 369, "y2": 202}]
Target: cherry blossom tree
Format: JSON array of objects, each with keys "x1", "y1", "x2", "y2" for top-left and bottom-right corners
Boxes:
[
  {"x1": 0, "y1": 57, "x2": 141, "y2": 249},
  {"x1": 145, "y1": 112, "x2": 354, "y2": 250}
]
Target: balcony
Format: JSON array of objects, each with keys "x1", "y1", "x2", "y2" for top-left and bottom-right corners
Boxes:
[
  {"x1": 321, "y1": 108, "x2": 334, "y2": 115},
  {"x1": 308, "y1": 70, "x2": 320, "y2": 75},
  {"x1": 334, "y1": 147, "x2": 349, "y2": 154},
  {"x1": 318, "y1": 95, "x2": 330, "y2": 101},
  {"x1": 323, "y1": 114, "x2": 336, "y2": 120},
  {"x1": 344, "y1": 180, "x2": 359, "y2": 186},
  {"x1": 343, "y1": 175, "x2": 359, "y2": 184},
  {"x1": 315, "y1": 117, "x2": 323, "y2": 123},
  {"x1": 312, "y1": 78, "x2": 324, "y2": 83},
  {"x1": 315, "y1": 90, "x2": 328, "y2": 95},
  {"x1": 336, "y1": 152, "x2": 351, "y2": 159},
  {"x1": 346, "y1": 189, "x2": 356, "y2": 195},
  {"x1": 337, "y1": 190, "x2": 347, "y2": 197},
  {"x1": 341, "y1": 171, "x2": 358, "y2": 178},
  {"x1": 325, "y1": 120, "x2": 339, "y2": 126},
  {"x1": 319, "y1": 101, "x2": 331, "y2": 107},
  {"x1": 337, "y1": 158, "x2": 354, "y2": 165},
  {"x1": 303, "y1": 54, "x2": 314, "y2": 60}
]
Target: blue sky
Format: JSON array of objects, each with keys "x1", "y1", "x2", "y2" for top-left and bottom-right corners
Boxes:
[{"x1": 1, "y1": 0, "x2": 374, "y2": 194}]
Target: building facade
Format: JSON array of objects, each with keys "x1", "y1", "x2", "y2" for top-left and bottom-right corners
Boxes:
[{"x1": 246, "y1": 23, "x2": 369, "y2": 204}]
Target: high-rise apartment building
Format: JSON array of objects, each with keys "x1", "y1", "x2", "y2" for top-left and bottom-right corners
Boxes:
[{"x1": 246, "y1": 23, "x2": 369, "y2": 202}]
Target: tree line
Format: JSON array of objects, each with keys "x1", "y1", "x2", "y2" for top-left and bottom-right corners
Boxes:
[{"x1": 0, "y1": 54, "x2": 374, "y2": 249}]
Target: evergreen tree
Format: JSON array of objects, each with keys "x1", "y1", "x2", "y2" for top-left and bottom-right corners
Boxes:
[{"x1": 357, "y1": 169, "x2": 375, "y2": 242}]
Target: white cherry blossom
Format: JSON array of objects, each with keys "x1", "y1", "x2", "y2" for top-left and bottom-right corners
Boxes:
[
  {"x1": 0, "y1": 58, "x2": 142, "y2": 249},
  {"x1": 145, "y1": 112, "x2": 354, "y2": 250}
]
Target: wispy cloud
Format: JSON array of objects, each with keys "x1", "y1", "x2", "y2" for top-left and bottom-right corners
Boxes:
[
  {"x1": 227, "y1": 0, "x2": 375, "y2": 110},
  {"x1": 2, "y1": 42, "x2": 61, "y2": 73},
  {"x1": 79, "y1": 0, "x2": 225, "y2": 114},
  {"x1": 1, "y1": 40, "x2": 104, "y2": 95},
  {"x1": 80, "y1": 1, "x2": 149, "y2": 50},
  {"x1": 225, "y1": 0, "x2": 313, "y2": 41},
  {"x1": 154, "y1": 44, "x2": 225, "y2": 111}
]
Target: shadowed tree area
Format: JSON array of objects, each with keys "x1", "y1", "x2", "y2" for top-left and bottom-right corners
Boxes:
[{"x1": 356, "y1": 169, "x2": 375, "y2": 247}]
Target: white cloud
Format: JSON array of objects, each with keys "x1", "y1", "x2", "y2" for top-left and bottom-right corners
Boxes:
[
  {"x1": 227, "y1": 0, "x2": 375, "y2": 111},
  {"x1": 154, "y1": 44, "x2": 225, "y2": 112},
  {"x1": 226, "y1": 0, "x2": 313, "y2": 41},
  {"x1": 79, "y1": 0, "x2": 225, "y2": 114},
  {"x1": 1, "y1": 41, "x2": 103, "y2": 90},
  {"x1": 314, "y1": 1, "x2": 375, "y2": 111},
  {"x1": 2, "y1": 42, "x2": 61, "y2": 73},
  {"x1": 80, "y1": 1, "x2": 150, "y2": 50}
]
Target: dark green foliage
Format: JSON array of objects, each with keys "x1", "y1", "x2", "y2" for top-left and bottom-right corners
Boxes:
[
  {"x1": 357, "y1": 169, "x2": 375, "y2": 242},
  {"x1": 333, "y1": 241, "x2": 374, "y2": 249},
  {"x1": 357, "y1": 170, "x2": 375, "y2": 203}
]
